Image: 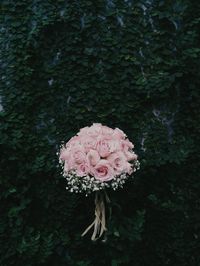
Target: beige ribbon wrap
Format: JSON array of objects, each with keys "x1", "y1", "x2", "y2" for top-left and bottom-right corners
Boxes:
[{"x1": 81, "y1": 191, "x2": 110, "y2": 241}]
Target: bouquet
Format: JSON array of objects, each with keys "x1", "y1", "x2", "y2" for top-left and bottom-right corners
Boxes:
[{"x1": 58, "y1": 123, "x2": 139, "y2": 240}]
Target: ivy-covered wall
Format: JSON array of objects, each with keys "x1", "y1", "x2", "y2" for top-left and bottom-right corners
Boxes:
[{"x1": 0, "y1": 0, "x2": 200, "y2": 265}]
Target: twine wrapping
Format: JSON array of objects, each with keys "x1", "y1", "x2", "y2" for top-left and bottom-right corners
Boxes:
[{"x1": 81, "y1": 191, "x2": 110, "y2": 241}]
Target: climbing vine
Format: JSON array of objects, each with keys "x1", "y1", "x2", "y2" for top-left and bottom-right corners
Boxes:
[{"x1": 0, "y1": 0, "x2": 200, "y2": 265}]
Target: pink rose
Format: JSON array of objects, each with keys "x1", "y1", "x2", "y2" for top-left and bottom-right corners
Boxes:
[
  {"x1": 113, "y1": 128, "x2": 126, "y2": 139},
  {"x1": 92, "y1": 160, "x2": 114, "y2": 181},
  {"x1": 108, "y1": 140, "x2": 121, "y2": 153},
  {"x1": 121, "y1": 139, "x2": 135, "y2": 160},
  {"x1": 121, "y1": 139, "x2": 136, "y2": 160},
  {"x1": 64, "y1": 158, "x2": 74, "y2": 172},
  {"x1": 107, "y1": 151, "x2": 127, "y2": 174},
  {"x1": 101, "y1": 125, "x2": 114, "y2": 136},
  {"x1": 81, "y1": 136, "x2": 97, "y2": 153},
  {"x1": 87, "y1": 123, "x2": 102, "y2": 137},
  {"x1": 86, "y1": 150, "x2": 100, "y2": 166},
  {"x1": 122, "y1": 139, "x2": 134, "y2": 149},
  {"x1": 73, "y1": 149, "x2": 86, "y2": 164},
  {"x1": 97, "y1": 139, "x2": 112, "y2": 158},
  {"x1": 125, "y1": 162, "x2": 134, "y2": 175},
  {"x1": 96, "y1": 137, "x2": 122, "y2": 157},
  {"x1": 78, "y1": 126, "x2": 90, "y2": 136},
  {"x1": 125, "y1": 152, "x2": 138, "y2": 161},
  {"x1": 66, "y1": 135, "x2": 80, "y2": 147},
  {"x1": 59, "y1": 148, "x2": 70, "y2": 161},
  {"x1": 76, "y1": 162, "x2": 90, "y2": 177},
  {"x1": 60, "y1": 148, "x2": 74, "y2": 173}
]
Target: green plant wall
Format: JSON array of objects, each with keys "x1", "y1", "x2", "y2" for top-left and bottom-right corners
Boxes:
[{"x1": 0, "y1": 0, "x2": 200, "y2": 265}]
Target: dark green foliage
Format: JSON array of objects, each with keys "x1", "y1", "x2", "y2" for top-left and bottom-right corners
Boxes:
[{"x1": 0, "y1": 0, "x2": 200, "y2": 265}]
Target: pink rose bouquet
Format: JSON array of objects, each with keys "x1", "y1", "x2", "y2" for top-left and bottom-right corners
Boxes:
[{"x1": 58, "y1": 123, "x2": 140, "y2": 195}]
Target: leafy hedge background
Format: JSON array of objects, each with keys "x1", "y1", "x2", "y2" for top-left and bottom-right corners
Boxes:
[{"x1": 0, "y1": 0, "x2": 200, "y2": 265}]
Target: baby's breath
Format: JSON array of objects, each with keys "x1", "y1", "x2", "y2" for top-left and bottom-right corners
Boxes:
[{"x1": 61, "y1": 159, "x2": 140, "y2": 196}]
